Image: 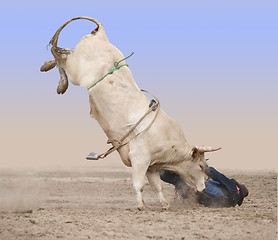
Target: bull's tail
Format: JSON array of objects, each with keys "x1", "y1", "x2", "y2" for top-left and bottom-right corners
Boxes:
[{"x1": 49, "y1": 16, "x2": 104, "y2": 61}]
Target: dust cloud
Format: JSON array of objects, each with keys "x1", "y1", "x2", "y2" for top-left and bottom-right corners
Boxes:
[{"x1": 0, "y1": 172, "x2": 46, "y2": 212}]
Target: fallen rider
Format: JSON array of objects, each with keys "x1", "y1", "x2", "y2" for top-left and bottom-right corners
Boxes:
[{"x1": 160, "y1": 166, "x2": 249, "y2": 207}]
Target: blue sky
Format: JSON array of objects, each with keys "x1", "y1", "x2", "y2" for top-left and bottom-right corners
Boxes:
[
  {"x1": 0, "y1": 1, "x2": 277, "y2": 170},
  {"x1": 1, "y1": 1, "x2": 277, "y2": 104}
]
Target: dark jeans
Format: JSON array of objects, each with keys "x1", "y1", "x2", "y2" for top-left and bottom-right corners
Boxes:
[{"x1": 159, "y1": 167, "x2": 240, "y2": 207}]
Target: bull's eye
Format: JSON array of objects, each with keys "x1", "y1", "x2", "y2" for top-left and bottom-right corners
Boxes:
[{"x1": 199, "y1": 164, "x2": 204, "y2": 171}]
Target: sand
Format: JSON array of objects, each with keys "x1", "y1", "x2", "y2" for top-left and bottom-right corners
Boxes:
[{"x1": 0, "y1": 168, "x2": 277, "y2": 240}]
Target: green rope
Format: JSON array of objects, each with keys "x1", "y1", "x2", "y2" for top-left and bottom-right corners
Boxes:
[{"x1": 87, "y1": 52, "x2": 134, "y2": 91}]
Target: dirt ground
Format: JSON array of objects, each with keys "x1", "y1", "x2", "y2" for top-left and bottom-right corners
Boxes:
[{"x1": 0, "y1": 168, "x2": 277, "y2": 240}]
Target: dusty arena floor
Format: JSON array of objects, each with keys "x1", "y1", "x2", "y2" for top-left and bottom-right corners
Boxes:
[{"x1": 0, "y1": 168, "x2": 277, "y2": 240}]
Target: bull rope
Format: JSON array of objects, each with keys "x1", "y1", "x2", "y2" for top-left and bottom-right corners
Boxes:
[
  {"x1": 87, "y1": 89, "x2": 160, "y2": 160},
  {"x1": 87, "y1": 52, "x2": 134, "y2": 90},
  {"x1": 100, "y1": 90, "x2": 160, "y2": 159}
]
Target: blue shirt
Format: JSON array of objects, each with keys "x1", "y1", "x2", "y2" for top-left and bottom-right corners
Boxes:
[{"x1": 205, "y1": 180, "x2": 230, "y2": 198}]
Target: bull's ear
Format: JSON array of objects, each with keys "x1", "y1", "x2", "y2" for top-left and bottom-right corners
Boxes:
[{"x1": 191, "y1": 147, "x2": 199, "y2": 160}]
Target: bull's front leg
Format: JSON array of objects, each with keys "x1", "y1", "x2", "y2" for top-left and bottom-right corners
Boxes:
[
  {"x1": 146, "y1": 170, "x2": 170, "y2": 210},
  {"x1": 129, "y1": 151, "x2": 150, "y2": 210}
]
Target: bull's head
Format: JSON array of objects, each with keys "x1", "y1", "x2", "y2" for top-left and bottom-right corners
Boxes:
[
  {"x1": 40, "y1": 17, "x2": 104, "y2": 94},
  {"x1": 187, "y1": 146, "x2": 221, "y2": 192}
]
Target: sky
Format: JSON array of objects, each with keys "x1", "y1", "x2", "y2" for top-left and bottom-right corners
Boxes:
[{"x1": 0, "y1": 0, "x2": 277, "y2": 171}]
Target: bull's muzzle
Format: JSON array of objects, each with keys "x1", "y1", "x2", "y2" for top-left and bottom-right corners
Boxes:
[{"x1": 196, "y1": 184, "x2": 206, "y2": 193}]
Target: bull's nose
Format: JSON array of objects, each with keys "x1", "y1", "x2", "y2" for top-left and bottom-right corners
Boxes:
[
  {"x1": 196, "y1": 185, "x2": 206, "y2": 193},
  {"x1": 197, "y1": 188, "x2": 205, "y2": 193}
]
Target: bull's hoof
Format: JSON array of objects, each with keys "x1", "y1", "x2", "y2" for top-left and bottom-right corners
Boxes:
[
  {"x1": 57, "y1": 84, "x2": 67, "y2": 94},
  {"x1": 57, "y1": 77, "x2": 68, "y2": 94},
  {"x1": 56, "y1": 66, "x2": 69, "y2": 94},
  {"x1": 137, "y1": 206, "x2": 144, "y2": 211},
  {"x1": 162, "y1": 206, "x2": 170, "y2": 211},
  {"x1": 162, "y1": 203, "x2": 171, "y2": 211},
  {"x1": 137, "y1": 203, "x2": 150, "y2": 211},
  {"x1": 40, "y1": 59, "x2": 56, "y2": 72}
]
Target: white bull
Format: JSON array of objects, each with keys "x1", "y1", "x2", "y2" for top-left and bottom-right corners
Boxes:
[{"x1": 41, "y1": 17, "x2": 221, "y2": 210}]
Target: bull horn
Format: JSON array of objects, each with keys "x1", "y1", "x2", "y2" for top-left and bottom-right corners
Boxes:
[
  {"x1": 197, "y1": 146, "x2": 222, "y2": 153},
  {"x1": 49, "y1": 16, "x2": 104, "y2": 60}
]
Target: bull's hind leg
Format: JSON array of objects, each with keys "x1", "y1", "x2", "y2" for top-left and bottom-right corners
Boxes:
[{"x1": 146, "y1": 170, "x2": 170, "y2": 210}]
